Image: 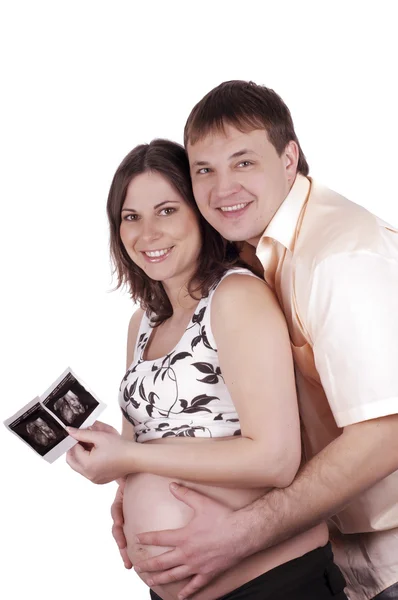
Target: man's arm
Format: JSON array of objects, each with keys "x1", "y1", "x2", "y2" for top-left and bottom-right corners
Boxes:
[
  {"x1": 136, "y1": 413, "x2": 398, "y2": 599},
  {"x1": 136, "y1": 251, "x2": 398, "y2": 599},
  {"x1": 241, "y1": 413, "x2": 398, "y2": 548}
]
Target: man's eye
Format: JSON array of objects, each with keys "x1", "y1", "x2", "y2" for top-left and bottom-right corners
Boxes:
[{"x1": 237, "y1": 161, "x2": 252, "y2": 168}]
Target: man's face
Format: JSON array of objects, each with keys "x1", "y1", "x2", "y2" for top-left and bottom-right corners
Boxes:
[{"x1": 188, "y1": 124, "x2": 298, "y2": 246}]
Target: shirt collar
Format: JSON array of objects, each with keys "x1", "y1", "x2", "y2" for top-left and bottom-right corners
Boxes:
[{"x1": 257, "y1": 174, "x2": 311, "y2": 253}]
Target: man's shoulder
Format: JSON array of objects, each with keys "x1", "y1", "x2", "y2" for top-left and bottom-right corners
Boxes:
[{"x1": 295, "y1": 179, "x2": 398, "y2": 264}]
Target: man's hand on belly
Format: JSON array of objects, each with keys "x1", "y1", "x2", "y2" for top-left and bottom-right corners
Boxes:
[
  {"x1": 135, "y1": 483, "x2": 245, "y2": 600},
  {"x1": 111, "y1": 478, "x2": 133, "y2": 570}
]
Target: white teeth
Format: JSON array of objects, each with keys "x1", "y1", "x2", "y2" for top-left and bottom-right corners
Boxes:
[
  {"x1": 144, "y1": 248, "x2": 171, "y2": 257},
  {"x1": 220, "y1": 203, "x2": 248, "y2": 212}
]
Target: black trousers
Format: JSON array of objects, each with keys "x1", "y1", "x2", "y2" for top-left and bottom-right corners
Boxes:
[
  {"x1": 149, "y1": 542, "x2": 347, "y2": 599},
  {"x1": 372, "y1": 582, "x2": 398, "y2": 599}
]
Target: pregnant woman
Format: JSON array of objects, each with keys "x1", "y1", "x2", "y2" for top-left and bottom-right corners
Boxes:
[{"x1": 66, "y1": 139, "x2": 346, "y2": 600}]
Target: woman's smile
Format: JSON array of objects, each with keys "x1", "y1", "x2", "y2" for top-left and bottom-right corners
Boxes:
[
  {"x1": 141, "y1": 246, "x2": 174, "y2": 263},
  {"x1": 120, "y1": 171, "x2": 202, "y2": 284}
]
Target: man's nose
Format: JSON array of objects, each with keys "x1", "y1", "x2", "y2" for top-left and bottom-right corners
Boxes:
[{"x1": 214, "y1": 174, "x2": 241, "y2": 200}]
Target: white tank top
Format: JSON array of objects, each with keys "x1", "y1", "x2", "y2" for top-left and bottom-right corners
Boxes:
[{"x1": 118, "y1": 268, "x2": 258, "y2": 442}]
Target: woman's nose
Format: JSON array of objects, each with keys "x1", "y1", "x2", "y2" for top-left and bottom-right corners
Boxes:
[{"x1": 140, "y1": 219, "x2": 162, "y2": 242}]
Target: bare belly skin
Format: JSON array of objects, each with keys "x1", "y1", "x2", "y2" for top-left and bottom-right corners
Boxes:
[{"x1": 123, "y1": 438, "x2": 329, "y2": 600}]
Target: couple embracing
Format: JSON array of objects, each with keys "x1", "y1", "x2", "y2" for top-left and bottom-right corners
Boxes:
[{"x1": 66, "y1": 80, "x2": 398, "y2": 600}]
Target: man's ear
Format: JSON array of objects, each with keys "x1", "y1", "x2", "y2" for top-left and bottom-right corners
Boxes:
[{"x1": 284, "y1": 141, "x2": 299, "y2": 182}]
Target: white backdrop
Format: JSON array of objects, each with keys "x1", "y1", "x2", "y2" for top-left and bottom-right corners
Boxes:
[{"x1": 1, "y1": 1, "x2": 397, "y2": 599}]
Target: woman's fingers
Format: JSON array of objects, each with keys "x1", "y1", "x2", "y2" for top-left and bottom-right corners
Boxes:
[{"x1": 91, "y1": 421, "x2": 119, "y2": 434}]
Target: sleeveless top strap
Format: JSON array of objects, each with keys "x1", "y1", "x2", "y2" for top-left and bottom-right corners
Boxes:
[{"x1": 201, "y1": 268, "x2": 260, "y2": 349}]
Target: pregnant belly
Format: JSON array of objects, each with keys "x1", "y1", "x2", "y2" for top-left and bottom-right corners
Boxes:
[
  {"x1": 124, "y1": 471, "x2": 196, "y2": 551},
  {"x1": 123, "y1": 471, "x2": 263, "y2": 600},
  {"x1": 123, "y1": 470, "x2": 329, "y2": 600}
]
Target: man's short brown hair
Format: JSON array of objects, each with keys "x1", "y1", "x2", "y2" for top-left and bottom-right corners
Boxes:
[{"x1": 184, "y1": 80, "x2": 309, "y2": 176}]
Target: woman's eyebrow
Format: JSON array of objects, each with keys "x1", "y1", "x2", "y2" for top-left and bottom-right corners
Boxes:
[
  {"x1": 121, "y1": 200, "x2": 180, "y2": 213},
  {"x1": 153, "y1": 200, "x2": 180, "y2": 209}
]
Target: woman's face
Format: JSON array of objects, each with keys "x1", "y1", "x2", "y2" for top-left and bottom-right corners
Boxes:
[{"x1": 120, "y1": 171, "x2": 202, "y2": 286}]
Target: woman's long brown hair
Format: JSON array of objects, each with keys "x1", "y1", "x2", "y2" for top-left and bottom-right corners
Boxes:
[{"x1": 107, "y1": 139, "x2": 243, "y2": 325}]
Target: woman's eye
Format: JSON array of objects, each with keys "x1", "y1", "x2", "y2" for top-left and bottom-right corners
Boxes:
[
  {"x1": 159, "y1": 207, "x2": 176, "y2": 216},
  {"x1": 197, "y1": 167, "x2": 210, "y2": 174},
  {"x1": 123, "y1": 213, "x2": 138, "y2": 221}
]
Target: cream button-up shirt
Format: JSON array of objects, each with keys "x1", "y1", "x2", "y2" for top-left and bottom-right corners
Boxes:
[{"x1": 255, "y1": 175, "x2": 398, "y2": 600}]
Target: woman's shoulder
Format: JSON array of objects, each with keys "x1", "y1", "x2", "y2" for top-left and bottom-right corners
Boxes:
[
  {"x1": 210, "y1": 270, "x2": 288, "y2": 349},
  {"x1": 128, "y1": 306, "x2": 146, "y2": 336},
  {"x1": 126, "y1": 307, "x2": 146, "y2": 367},
  {"x1": 213, "y1": 268, "x2": 271, "y2": 301},
  {"x1": 210, "y1": 268, "x2": 280, "y2": 324}
]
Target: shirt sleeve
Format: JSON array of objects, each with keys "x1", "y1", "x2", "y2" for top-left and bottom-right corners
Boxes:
[{"x1": 307, "y1": 250, "x2": 398, "y2": 427}]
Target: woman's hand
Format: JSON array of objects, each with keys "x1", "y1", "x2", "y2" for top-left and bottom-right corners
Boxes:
[
  {"x1": 66, "y1": 424, "x2": 135, "y2": 484},
  {"x1": 89, "y1": 420, "x2": 120, "y2": 436}
]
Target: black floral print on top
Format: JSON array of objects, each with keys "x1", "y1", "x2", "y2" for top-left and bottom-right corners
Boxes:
[{"x1": 118, "y1": 268, "x2": 258, "y2": 442}]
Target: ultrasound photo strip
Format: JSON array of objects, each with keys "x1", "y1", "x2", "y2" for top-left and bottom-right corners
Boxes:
[
  {"x1": 4, "y1": 398, "x2": 74, "y2": 463},
  {"x1": 3, "y1": 367, "x2": 107, "y2": 463}
]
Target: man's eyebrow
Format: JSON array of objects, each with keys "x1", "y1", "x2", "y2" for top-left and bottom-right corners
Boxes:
[
  {"x1": 229, "y1": 149, "x2": 256, "y2": 159},
  {"x1": 191, "y1": 160, "x2": 210, "y2": 168},
  {"x1": 191, "y1": 149, "x2": 256, "y2": 168}
]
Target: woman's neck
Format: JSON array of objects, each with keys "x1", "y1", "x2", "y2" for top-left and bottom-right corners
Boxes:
[{"x1": 162, "y1": 277, "x2": 200, "y2": 320}]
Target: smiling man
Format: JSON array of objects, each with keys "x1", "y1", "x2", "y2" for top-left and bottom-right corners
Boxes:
[{"x1": 114, "y1": 81, "x2": 398, "y2": 600}]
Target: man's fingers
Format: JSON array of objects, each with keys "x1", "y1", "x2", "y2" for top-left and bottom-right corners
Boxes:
[
  {"x1": 119, "y1": 545, "x2": 133, "y2": 569},
  {"x1": 180, "y1": 574, "x2": 213, "y2": 599},
  {"x1": 111, "y1": 494, "x2": 124, "y2": 526},
  {"x1": 116, "y1": 476, "x2": 127, "y2": 488},
  {"x1": 112, "y1": 523, "x2": 127, "y2": 549},
  {"x1": 145, "y1": 565, "x2": 193, "y2": 586},
  {"x1": 136, "y1": 527, "x2": 182, "y2": 549},
  {"x1": 110, "y1": 483, "x2": 130, "y2": 568},
  {"x1": 111, "y1": 526, "x2": 132, "y2": 569},
  {"x1": 169, "y1": 483, "x2": 209, "y2": 511},
  {"x1": 111, "y1": 503, "x2": 124, "y2": 527},
  {"x1": 135, "y1": 548, "x2": 183, "y2": 573}
]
